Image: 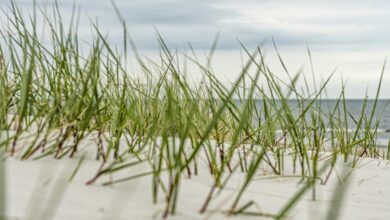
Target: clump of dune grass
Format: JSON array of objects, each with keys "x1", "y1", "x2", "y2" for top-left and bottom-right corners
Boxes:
[{"x1": 0, "y1": 1, "x2": 389, "y2": 219}]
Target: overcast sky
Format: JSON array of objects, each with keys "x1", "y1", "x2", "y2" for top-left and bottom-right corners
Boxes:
[{"x1": 1, "y1": 0, "x2": 390, "y2": 98}]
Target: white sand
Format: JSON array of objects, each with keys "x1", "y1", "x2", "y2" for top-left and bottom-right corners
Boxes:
[{"x1": 1, "y1": 135, "x2": 390, "y2": 220}]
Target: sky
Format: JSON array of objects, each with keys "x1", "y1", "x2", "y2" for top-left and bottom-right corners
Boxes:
[{"x1": 1, "y1": 0, "x2": 390, "y2": 98}]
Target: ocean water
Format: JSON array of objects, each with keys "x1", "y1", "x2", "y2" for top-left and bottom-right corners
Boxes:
[{"x1": 256, "y1": 99, "x2": 390, "y2": 147}]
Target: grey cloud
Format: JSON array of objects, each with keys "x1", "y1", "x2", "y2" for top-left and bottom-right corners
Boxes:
[
  {"x1": 115, "y1": 1, "x2": 238, "y2": 25},
  {"x1": 1, "y1": 0, "x2": 390, "y2": 50}
]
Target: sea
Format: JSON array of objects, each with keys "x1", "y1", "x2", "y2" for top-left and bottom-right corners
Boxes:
[{"x1": 260, "y1": 99, "x2": 390, "y2": 147}]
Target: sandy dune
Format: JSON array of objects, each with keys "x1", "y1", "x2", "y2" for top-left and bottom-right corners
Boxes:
[{"x1": 1, "y1": 141, "x2": 390, "y2": 220}]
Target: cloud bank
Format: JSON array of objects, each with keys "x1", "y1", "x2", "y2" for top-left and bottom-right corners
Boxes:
[{"x1": 2, "y1": 0, "x2": 390, "y2": 49}]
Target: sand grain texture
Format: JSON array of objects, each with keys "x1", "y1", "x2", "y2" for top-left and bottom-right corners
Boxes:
[{"x1": 2, "y1": 149, "x2": 390, "y2": 220}]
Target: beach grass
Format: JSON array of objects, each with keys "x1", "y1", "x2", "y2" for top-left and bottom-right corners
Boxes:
[{"x1": 0, "y1": 1, "x2": 389, "y2": 219}]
